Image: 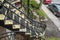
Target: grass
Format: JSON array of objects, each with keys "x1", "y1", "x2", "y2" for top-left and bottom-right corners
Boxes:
[
  {"x1": 46, "y1": 37, "x2": 60, "y2": 40},
  {"x1": 23, "y1": 0, "x2": 48, "y2": 19},
  {"x1": 23, "y1": 0, "x2": 40, "y2": 9},
  {"x1": 36, "y1": 9, "x2": 48, "y2": 18}
]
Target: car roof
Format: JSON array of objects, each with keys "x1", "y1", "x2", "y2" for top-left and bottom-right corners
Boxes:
[
  {"x1": 49, "y1": 3, "x2": 60, "y2": 6},
  {"x1": 51, "y1": 3, "x2": 60, "y2": 11}
]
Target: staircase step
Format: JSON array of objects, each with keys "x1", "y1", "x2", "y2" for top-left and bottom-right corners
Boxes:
[
  {"x1": 13, "y1": 14, "x2": 19, "y2": 24},
  {"x1": 25, "y1": 23, "x2": 31, "y2": 35},
  {"x1": 12, "y1": 24, "x2": 20, "y2": 29},
  {"x1": 13, "y1": 14, "x2": 20, "y2": 29},
  {"x1": 34, "y1": 27, "x2": 41, "y2": 36},
  {"x1": 25, "y1": 28, "x2": 31, "y2": 35},
  {"x1": 19, "y1": 29, "x2": 26, "y2": 32},
  {"x1": 6, "y1": 11, "x2": 13, "y2": 20},
  {"x1": 26, "y1": 24, "x2": 36, "y2": 37},
  {"x1": 0, "y1": 14, "x2": 5, "y2": 20},
  {"x1": 19, "y1": 18, "x2": 26, "y2": 32},
  {"x1": 4, "y1": 20, "x2": 13, "y2": 25}
]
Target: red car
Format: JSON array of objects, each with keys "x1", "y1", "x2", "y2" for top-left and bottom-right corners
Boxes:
[{"x1": 43, "y1": 0, "x2": 52, "y2": 4}]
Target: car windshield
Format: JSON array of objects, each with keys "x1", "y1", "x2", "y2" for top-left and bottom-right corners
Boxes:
[
  {"x1": 52, "y1": 0, "x2": 60, "y2": 4},
  {"x1": 55, "y1": 4, "x2": 60, "y2": 11}
]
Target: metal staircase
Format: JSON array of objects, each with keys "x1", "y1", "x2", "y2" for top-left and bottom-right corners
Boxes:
[{"x1": 0, "y1": 0, "x2": 46, "y2": 38}]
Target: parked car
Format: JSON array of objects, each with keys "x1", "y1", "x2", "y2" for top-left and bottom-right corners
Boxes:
[
  {"x1": 47, "y1": 3, "x2": 60, "y2": 17},
  {"x1": 43, "y1": 0, "x2": 52, "y2": 5}
]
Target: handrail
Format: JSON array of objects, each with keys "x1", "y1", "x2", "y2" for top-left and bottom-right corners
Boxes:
[
  {"x1": 3, "y1": 6, "x2": 45, "y2": 34},
  {"x1": 0, "y1": 32, "x2": 14, "y2": 39},
  {"x1": 0, "y1": 31, "x2": 24, "y2": 36},
  {"x1": 0, "y1": 0, "x2": 46, "y2": 34},
  {"x1": 4, "y1": 6, "x2": 40, "y2": 27},
  {"x1": 0, "y1": 34, "x2": 13, "y2": 39},
  {"x1": 3, "y1": 5, "x2": 46, "y2": 29},
  {"x1": 3, "y1": 6, "x2": 37, "y2": 33},
  {"x1": 4, "y1": 1, "x2": 46, "y2": 29},
  {"x1": 4, "y1": 0, "x2": 42, "y2": 24}
]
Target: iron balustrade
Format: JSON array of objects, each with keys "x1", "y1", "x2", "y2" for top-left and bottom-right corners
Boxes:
[
  {"x1": 4, "y1": 6, "x2": 46, "y2": 33},
  {"x1": 0, "y1": 0, "x2": 46, "y2": 38}
]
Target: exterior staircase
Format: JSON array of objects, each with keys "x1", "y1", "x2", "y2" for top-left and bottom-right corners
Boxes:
[{"x1": 0, "y1": 0, "x2": 46, "y2": 38}]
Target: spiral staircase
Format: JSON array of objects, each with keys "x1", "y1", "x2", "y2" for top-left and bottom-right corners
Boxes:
[{"x1": 0, "y1": 0, "x2": 46, "y2": 39}]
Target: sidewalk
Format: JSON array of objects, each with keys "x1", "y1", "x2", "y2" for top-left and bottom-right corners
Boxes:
[{"x1": 41, "y1": 4, "x2": 60, "y2": 31}]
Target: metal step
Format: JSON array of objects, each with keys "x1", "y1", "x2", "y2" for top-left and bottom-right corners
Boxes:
[
  {"x1": 19, "y1": 18, "x2": 26, "y2": 32},
  {"x1": 0, "y1": 14, "x2": 5, "y2": 20},
  {"x1": 4, "y1": 11, "x2": 14, "y2": 25},
  {"x1": 12, "y1": 14, "x2": 20, "y2": 29},
  {"x1": 25, "y1": 24, "x2": 31, "y2": 35},
  {"x1": 4, "y1": 20, "x2": 13, "y2": 25},
  {"x1": 6, "y1": 11, "x2": 13, "y2": 20},
  {"x1": 27, "y1": 24, "x2": 36, "y2": 37},
  {"x1": 34, "y1": 27, "x2": 41, "y2": 36},
  {"x1": 25, "y1": 28, "x2": 31, "y2": 35},
  {"x1": 13, "y1": 14, "x2": 19, "y2": 24},
  {"x1": 13, "y1": 24, "x2": 20, "y2": 29}
]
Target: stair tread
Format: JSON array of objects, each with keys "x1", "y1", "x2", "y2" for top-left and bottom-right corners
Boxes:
[
  {"x1": 6, "y1": 11, "x2": 13, "y2": 20},
  {"x1": 13, "y1": 24, "x2": 20, "y2": 29},
  {"x1": 4, "y1": 20, "x2": 13, "y2": 25},
  {"x1": 0, "y1": 14, "x2": 5, "y2": 20},
  {"x1": 13, "y1": 14, "x2": 19, "y2": 24}
]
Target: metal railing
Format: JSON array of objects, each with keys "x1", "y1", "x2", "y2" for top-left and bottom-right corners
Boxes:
[
  {"x1": 0, "y1": 0, "x2": 46, "y2": 40},
  {"x1": 0, "y1": 31, "x2": 46, "y2": 40},
  {"x1": 2, "y1": 0, "x2": 46, "y2": 33},
  {"x1": 0, "y1": 0, "x2": 46, "y2": 39},
  {"x1": 0, "y1": 32, "x2": 15, "y2": 40}
]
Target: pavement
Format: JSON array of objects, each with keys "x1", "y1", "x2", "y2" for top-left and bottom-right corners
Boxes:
[
  {"x1": 41, "y1": 4, "x2": 60, "y2": 31},
  {"x1": 36, "y1": 0, "x2": 60, "y2": 37},
  {"x1": 41, "y1": 4, "x2": 60, "y2": 37},
  {"x1": 45, "y1": 19, "x2": 60, "y2": 37}
]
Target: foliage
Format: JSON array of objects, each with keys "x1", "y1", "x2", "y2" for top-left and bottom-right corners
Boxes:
[
  {"x1": 23, "y1": 0, "x2": 40, "y2": 9},
  {"x1": 23, "y1": 0, "x2": 47, "y2": 20},
  {"x1": 46, "y1": 37, "x2": 60, "y2": 40}
]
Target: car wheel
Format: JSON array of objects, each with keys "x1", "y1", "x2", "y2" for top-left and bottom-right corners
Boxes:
[
  {"x1": 53, "y1": 12, "x2": 57, "y2": 15},
  {"x1": 54, "y1": 12, "x2": 60, "y2": 17}
]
